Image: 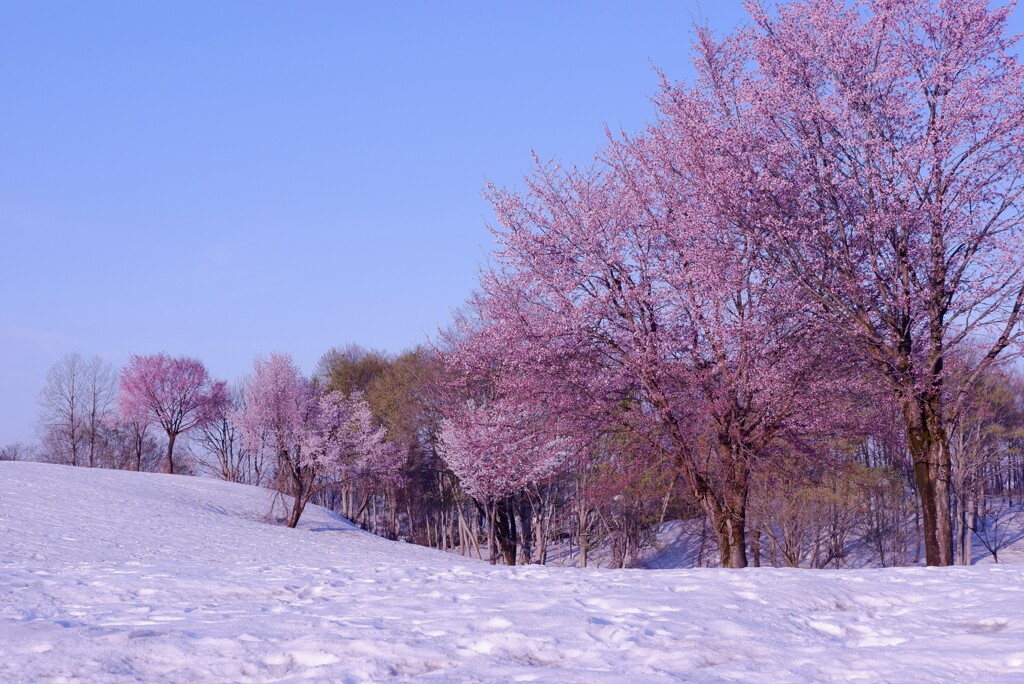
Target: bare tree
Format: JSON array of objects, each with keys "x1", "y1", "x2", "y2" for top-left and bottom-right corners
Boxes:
[
  {"x1": 83, "y1": 356, "x2": 116, "y2": 468},
  {"x1": 37, "y1": 352, "x2": 87, "y2": 465},
  {"x1": 196, "y1": 384, "x2": 267, "y2": 485},
  {"x1": 972, "y1": 496, "x2": 1024, "y2": 564},
  {"x1": 949, "y1": 368, "x2": 1024, "y2": 563},
  {"x1": 0, "y1": 442, "x2": 34, "y2": 462}
]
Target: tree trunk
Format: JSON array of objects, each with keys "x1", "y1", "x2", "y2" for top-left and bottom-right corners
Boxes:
[
  {"x1": 457, "y1": 508, "x2": 470, "y2": 557},
  {"x1": 165, "y1": 432, "x2": 177, "y2": 474},
  {"x1": 535, "y1": 513, "x2": 547, "y2": 565},
  {"x1": 577, "y1": 505, "x2": 590, "y2": 568},
  {"x1": 485, "y1": 502, "x2": 498, "y2": 565},
  {"x1": 449, "y1": 506, "x2": 457, "y2": 550},
  {"x1": 88, "y1": 427, "x2": 96, "y2": 468},
  {"x1": 70, "y1": 417, "x2": 79, "y2": 467},
  {"x1": 711, "y1": 502, "x2": 749, "y2": 569},
  {"x1": 904, "y1": 398, "x2": 954, "y2": 566},
  {"x1": 286, "y1": 477, "x2": 305, "y2": 528},
  {"x1": 690, "y1": 461, "x2": 749, "y2": 568},
  {"x1": 967, "y1": 495, "x2": 977, "y2": 566},
  {"x1": 133, "y1": 431, "x2": 143, "y2": 472},
  {"x1": 286, "y1": 495, "x2": 304, "y2": 528},
  {"x1": 495, "y1": 499, "x2": 517, "y2": 565},
  {"x1": 468, "y1": 506, "x2": 482, "y2": 560},
  {"x1": 957, "y1": 494, "x2": 973, "y2": 566},
  {"x1": 517, "y1": 497, "x2": 533, "y2": 565}
]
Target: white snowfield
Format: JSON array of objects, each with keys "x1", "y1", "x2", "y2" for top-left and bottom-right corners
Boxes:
[{"x1": 2, "y1": 463, "x2": 1024, "y2": 683}]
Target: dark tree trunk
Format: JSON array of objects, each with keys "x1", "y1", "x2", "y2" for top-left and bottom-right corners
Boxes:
[
  {"x1": 517, "y1": 497, "x2": 533, "y2": 565},
  {"x1": 716, "y1": 502, "x2": 749, "y2": 569},
  {"x1": 287, "y1": 495, "x2": 305, "y2": 528},
  {"x1": 495, "y1": 499, "x2": 517, "y2": 566},
  {"x1": 686, "y1": 445, "x2": 750, "y2": 569},
  {"x1": 692, "y1": 487, "x2": 749, "y2": 568},
  {"x1": 165, "y1": 432, "x2": 177, "y2": 474},
  {"x1": 904, "y1": 397, "x2": 954, "y2": 566},
  {"x1": 286, "y1": 475, "x2": 305, "y2": 528},
  {"x1": 133, "y1": 432, "x2": 143, "y2": 472},
  {"x1": 483, "y1": 501, "x2": 498, "y2": 565}
]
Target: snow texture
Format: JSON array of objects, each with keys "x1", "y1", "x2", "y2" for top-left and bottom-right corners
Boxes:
[{"x1": 3, "y1": 461, "x2": 1024, "y2": 682}]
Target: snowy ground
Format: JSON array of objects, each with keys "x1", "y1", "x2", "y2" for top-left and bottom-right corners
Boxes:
[{"x1": 3, "y1": 462, "x2": 1024, "y2": 682}]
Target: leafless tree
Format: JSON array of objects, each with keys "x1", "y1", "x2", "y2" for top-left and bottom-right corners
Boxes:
[
  {"x1": 37, "y1": 353, "x2": 87, "y2": 465},
  {"x1": 36, "y1": 353, "x2": 118, "y2": 467},
  {"x1": 83, "y1": 356, "x2": 116, "y2": 468},
  {"x1": 196, "y1": 384, "x2": 268, "y2": 485},
  {"x1": 0, "y1": 442, "x2": 34, "y2": 461}
]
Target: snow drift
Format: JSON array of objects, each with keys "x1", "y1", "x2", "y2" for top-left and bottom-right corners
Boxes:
[{"x1": 2, "y1": 461, "x2": 1024, "y2": 682}]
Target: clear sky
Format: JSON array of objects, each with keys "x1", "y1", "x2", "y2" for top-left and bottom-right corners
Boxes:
[{"x1": 3, "y1": 2, "x2": 1019, "y2": 447}]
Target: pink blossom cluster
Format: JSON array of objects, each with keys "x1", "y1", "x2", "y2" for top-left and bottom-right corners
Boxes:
[{"x1": 235, "y1": 353, "x2": 395, "y2": 495}]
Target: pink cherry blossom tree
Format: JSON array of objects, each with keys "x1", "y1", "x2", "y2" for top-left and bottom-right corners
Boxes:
[
  {"x1": 118, "y1": 353, "x2": 228, "y2": 474},
  {"x1": 438, "y1": 400, "x2": 564, "y2": 505},
  {"x1": 451, "y1": 133, "x2": 848, "y2": 566},
  {"x1": 235, "y1": 353, "x2": 391, "y2": 528},
  {"x1": 438, "y1": 398, "x2": 567, "y2": 564},
  {"x1": 654, "y1": 0, "x2": 1024, "y2": 565}
]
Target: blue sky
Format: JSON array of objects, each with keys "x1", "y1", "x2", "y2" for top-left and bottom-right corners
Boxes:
[
  {"x1": 0, "y1": 1, "x2": 749, "y2": 445},
  {"x1": 4, "y1": 1, "x2": 1018, "y2": 447}
]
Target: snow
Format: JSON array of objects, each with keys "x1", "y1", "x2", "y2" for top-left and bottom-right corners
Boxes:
[{"x1": 3, "y1": 462, "x2": 1024, "y2": 682}]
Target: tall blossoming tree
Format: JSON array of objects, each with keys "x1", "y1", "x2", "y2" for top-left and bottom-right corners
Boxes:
[
  {"x1": 447, "y1": 134, "x2": 846, "y2": 567},
  {"x1": 654, "y1": 0, "x2": 1024, "y2": 564},
  {"x1": 118, "y1": 353, "x2": 228, "y2": 474}
]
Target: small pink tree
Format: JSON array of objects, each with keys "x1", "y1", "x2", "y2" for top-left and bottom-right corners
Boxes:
[
  {"x1": 438, "y1": 399, "x2": 564, "y2": 504},
  {"x1": 118, "y1": 353, "x2": 227, "y2": 474},
  {"x1": 236, "y1": 353, "x2": 390, "y2": 528},
  {"x1": 303, "y1": 389, "x2": 395, "y2": 494},
  {"x1": 438, "y1": 398, "x2": 568, "y2": 564}
]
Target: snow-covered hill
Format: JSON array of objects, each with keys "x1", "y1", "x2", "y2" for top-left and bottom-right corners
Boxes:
[{"x1": 3, "y1": 462, "x2": 1024, "y2": 682}]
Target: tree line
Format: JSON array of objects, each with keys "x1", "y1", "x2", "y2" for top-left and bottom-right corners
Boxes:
[{"x1": 8, "y1": 337, "x2": 1024, "y2": 570}]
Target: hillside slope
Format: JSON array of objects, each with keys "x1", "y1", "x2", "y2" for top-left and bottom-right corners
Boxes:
[{"x1": 2, "y1": 461, "x2": 1024, "y2": 682}]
